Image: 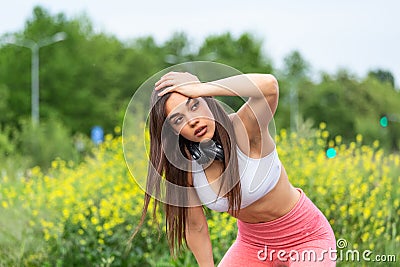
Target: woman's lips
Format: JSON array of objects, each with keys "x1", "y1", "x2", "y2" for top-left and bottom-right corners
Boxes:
[{"x1": 195, "y1": 126, "x2": 207, "y2": 137}]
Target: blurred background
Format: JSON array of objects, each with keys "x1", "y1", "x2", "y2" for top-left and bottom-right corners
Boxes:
[
  {"x1": 1, "y1": 0, "x2": 399, "y2": 171},
  {"x1": 0, "y1": 0, "x2": 400, "y2": 266}
]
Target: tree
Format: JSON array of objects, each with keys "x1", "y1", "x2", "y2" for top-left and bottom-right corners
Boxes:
[
  {"x1": 0, "y1": 84, "x2": 11, "y2": 124},
  {"x1": 197, "y1": 32, "x2": 274, "y2": 110},
  {"x1": 163, "y1": 32, "x2": 195, "y2": 64},
  {"x1": 300, "y1": 73, "x2": 356, "y2": 139},
  {"x1": 282, "y1": 50, "x2": 310, "y2": 79},
  {"x1": 198, "y1": 32, "x2": 273, "y2": 73},
  {"x1": 278, "y1": 51, "x2": 311, "y2": 131},
  {"x1": 2, "y1": 5, "x2": 399, "y2": 152},
  {"x1": 1, "y1": 6, "x2": 128, "y2": 133},
  {"x1": 368, "y1": 69, "x2": 395, "y2": 88}
]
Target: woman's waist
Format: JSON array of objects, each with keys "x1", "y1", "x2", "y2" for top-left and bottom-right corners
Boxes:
[
  {"x1": 234, "y1": 187, "x2": 333, "y2": 247},
  {"x1": 232, "y1": 171, "x2": 299, "y2": 223}
]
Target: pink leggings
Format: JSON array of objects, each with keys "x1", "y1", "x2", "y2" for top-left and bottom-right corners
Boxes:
[{"x1": 218, "y1": 188, "x2": 336, "y2": 266}]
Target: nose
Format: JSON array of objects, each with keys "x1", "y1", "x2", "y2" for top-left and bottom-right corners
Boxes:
[{"x1": 187, "y1": 117, "x2": 199, "y2": 127}]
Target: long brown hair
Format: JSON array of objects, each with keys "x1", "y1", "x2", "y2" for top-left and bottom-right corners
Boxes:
[{"x1": 131, "y1": 90, "x2": 241, "y2": 256}]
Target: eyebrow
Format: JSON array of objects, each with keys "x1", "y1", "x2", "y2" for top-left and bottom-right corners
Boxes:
[{"x1": 168, "y1": 98, "x2": 192, "y2": 121}]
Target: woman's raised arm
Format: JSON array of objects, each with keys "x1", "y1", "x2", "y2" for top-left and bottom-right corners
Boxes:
[{"x1": 155, "y1": 72, "x2": 279, "y2": 152}]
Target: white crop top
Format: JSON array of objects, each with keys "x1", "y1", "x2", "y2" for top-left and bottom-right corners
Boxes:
[{"x1": 191, "y1": 146, "x2": 281, "y2": 212}]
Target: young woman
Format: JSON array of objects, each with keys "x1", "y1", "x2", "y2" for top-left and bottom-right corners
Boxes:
[{"x1": 134, "y1": 71, "x2": 336, "y2": 266}]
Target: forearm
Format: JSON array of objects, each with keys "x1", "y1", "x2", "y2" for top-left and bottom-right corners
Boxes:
[
  {"x1": 199, "y1": 73, "x2": 278, "y2": 98},
  {"x1": 186, "y1": 225, "x2": 214, "y2": 267}
]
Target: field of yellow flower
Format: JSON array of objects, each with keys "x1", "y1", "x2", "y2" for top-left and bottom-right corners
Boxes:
[{"x1": 0, "y1": 123, "x2": 399, "y2": 266}]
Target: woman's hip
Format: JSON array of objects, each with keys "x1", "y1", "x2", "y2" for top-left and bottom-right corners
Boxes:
[{"x1": 236, "y1": 188, "x2": 336, "y2": 249}]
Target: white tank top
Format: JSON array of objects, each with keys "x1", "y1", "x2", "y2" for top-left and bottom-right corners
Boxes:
[{"x1": 192, "y1": 146, "x2": 281, "y2": 212}]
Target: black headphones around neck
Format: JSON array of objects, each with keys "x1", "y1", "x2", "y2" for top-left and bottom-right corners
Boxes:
[{"x1": 186, "y1": 139, "x2": 224, "y2": 165}]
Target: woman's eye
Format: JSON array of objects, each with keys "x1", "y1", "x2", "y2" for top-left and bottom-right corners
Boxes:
[
  {"x1": 191, "y1": 101, "x2": 199, "y2": 111},
  {"x1": 174, "y1": 117, "x2": 183, "y2": 125}
]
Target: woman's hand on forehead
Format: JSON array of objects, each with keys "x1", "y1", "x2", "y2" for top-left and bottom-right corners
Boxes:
[{"x1": 155, "y1": 72, "x2": 201, "y2": 98}]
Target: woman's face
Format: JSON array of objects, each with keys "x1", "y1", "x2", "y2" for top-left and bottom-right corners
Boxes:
[{"x1": 165, "y1": 93, "x2": 215, "y2": 142}]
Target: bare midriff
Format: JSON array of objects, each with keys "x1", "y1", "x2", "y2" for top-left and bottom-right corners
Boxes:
[{"x1": 230, "y1": 165, "x2": 301, "y2": 223}]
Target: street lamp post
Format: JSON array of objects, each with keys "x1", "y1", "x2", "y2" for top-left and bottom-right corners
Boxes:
[{"x1": 6, "y1": 32, "x2": 67, "y2": 125}]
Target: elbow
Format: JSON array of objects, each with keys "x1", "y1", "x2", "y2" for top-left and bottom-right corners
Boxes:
[
  {"x1": 261, "y1": 74, "x2": 279, "y2": 115},
  {"x1": 263, "y1": 74, "x2": 279, "y2": 97},
  {"x1": 186, "y1": 220, "x2": 207, "y2": 233}
]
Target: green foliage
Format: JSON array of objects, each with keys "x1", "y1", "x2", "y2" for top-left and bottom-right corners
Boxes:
[
  {"x1": 0, "y1": 84, "x2": 11, "y2": 124},
  {"x1": 282, "y1": 50, "x2": 310, "y2": 79},
  {"x1": 276, "y1": 68, "x2": 400, "y2": 150},
  {"x1": 16, "y1": 117, "x2": 81, "y2": 169},
  {"x1": 0, "y1": 127, "x2": 399, "y2": 266},
  {"x1": 0, "y1": 199, "x2": 50, "y2": 267},
  {"x1": 196, "y1": 32, "x2": 273, "y2": 110},
  {"x1": 0, "y1": 125, "x2": 31, "y2": 180},
  {"x1": 0, "y1": 126, "x2": 14, "y2": 156},
  {"x1": 197, "y1": 32, "x2": 273, "y2": 74},
  {"x1": 368, "y1": 69, "x2": 395, "y2": 88},
  {"x1": 0, "y1": 5, "x2": 399, "y2": 159},
  {"x1": 300, "y1": 72, "x2": 356, "y2": 139}
]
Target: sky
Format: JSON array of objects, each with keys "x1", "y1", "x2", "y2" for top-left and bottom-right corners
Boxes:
[{"x1": 1, "y1": 0, "x2": 399, "y2": 87}]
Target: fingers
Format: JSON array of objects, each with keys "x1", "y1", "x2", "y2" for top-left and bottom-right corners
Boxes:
[
  {"x1": 154, "y1": 72, "x2": 178, "y2": 90},
  {"x1": 157, "y1": 85, "x2": 175, "y2": 97},
  {"x1": 154, "y1": 71, "x2": 196, "y2": 96},
  {"x1": 154, "y1": 79, "x2": 175, "y2": 91}
]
